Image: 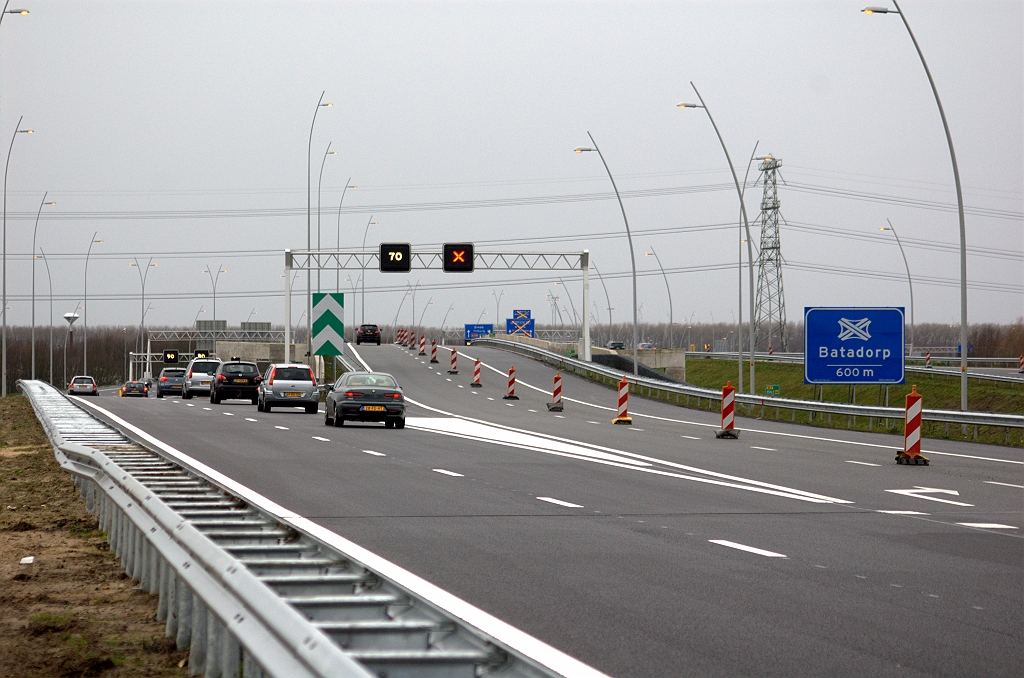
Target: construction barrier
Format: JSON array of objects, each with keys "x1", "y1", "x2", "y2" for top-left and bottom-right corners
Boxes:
[
  {"x1": 408, "y1": 330, "x2": 418, "y2": 350},
  {"x1": 925, "y1": 350, "x2": 932, "y2": 368},
  {"x1": 448, "y1": 349, "x2": 458, "y2": 374},
  {"x1": 1019, "y1": 355, "x2": 1023, "y2": 373},
  {"x1": 547, "y1": 371, "x2": 564, "y2": 412},
  {"x1": 768, "y1": 345, "x2": 774, "y2": 356},
  {"x1": 396, "y1": 328, "x2": 405, "y2": 345},
  {"x1": 471, "y1": 359, "x2": 482, "y2": 387},
  {"x1": 418, "y1": 334, "x2": 426, "y2": 356},
  {"x1": 503, "y1": 365, "x2": 519, "y2": 400},
  {"x1": 897, "y1": 385, "x2": 929, "y2": 465},
  {"x1": 715, "y1": 381, "x2": 739, "y2": 439},
  {"x1": 430, "y1": 341, "x2": 439, "y2": 363},
  {"x1": 612, "y1": 377, "x2": 632, "y2": 424}
]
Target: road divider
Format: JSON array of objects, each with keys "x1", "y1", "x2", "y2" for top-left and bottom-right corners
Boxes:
[
  {"x1": 430, "y1": 340, "x2": 439, "y2": 363},
  {"x1": 448, "y1": 349, "x2": 458, "y2": 375},
  {"x1": 418, "y1": 334, "x2": 426, "y2": 356},
  {"x1": 504, "y1": 366, "x2": 519, "y2": 400},
  {"x1": 612, "y1": 378, "x2": 632, "y2": 424},
  {"x1": 897, "y1": 386, "x2": 929, "y2": 465},
  {"x1": 471, "y1": 359, "x2": 482, "y2": 387},
  {"x1": 547, "y1": 372, "x2": 564, "y2": 412},
  {"x1": 715, "y1": 381, "x2": 738, "y2": 439}
]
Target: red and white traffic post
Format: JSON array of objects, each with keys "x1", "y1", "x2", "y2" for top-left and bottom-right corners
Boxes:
[
  {"x1": 447, "y1": 349, "x2": 458, "y2": 374},
  {"x1": 897, "y1": 385, "x2": 929, "y2": 465},
  {"x1": 418, "y1": 334, "x2": 426, "y2": 356},
  {"x1": 547, "y1": 371, "x2": 564, "y2": 412},
  {"x1": 409, "y1": 330, "x2": 418, "y2": 350},
  {"x1": 396, "y1": 328, "x2": 405, "y2": 345},
  {"x1": 430, "y1": 340, "x2": 439, "y2": 363},
  {"x1": 612, "y1": 377, "x2": 632, "y2": 424},
  {"x1": 715, "y1": 381, "x2": 739, "y2": 439},
  {"x1": 471, "y1": 359, "x2": 482, "y2": 387},
  {"x1": 925, "y1": 350, "x2": 932, "y2": 368},
  {"x1": 1018, "y1": 355, "x2": 1023, "y2": 373},
  {"x1": 503, "y1": 365, "x2": 519, "y2": 400}
]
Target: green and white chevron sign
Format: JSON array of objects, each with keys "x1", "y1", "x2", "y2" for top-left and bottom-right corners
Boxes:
[{"x1": 312, "y1": 293, "x2": 345, "y2": 356}]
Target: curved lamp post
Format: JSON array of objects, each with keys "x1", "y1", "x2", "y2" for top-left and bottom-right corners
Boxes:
[
  {"x1": 418, "y1": 298, "x2": 434, "y2": 327},
  {"x1": 202, "y1": 264, "x2": 227, "y2": 326},
  {"x1": 1, "y1": 117, "x2": 31, "y2": 397},
  {"x1": 360, "y1": 216, "x2": 377, "y2": 324},
  {"x1": 336, "y1": 178, "x2": 354, "y2": 293},
  {"x1": 576, "y1": 132, "x2": 639, "y2": 375},
  {"x1": 30, "y1": 192, "x2": 55, "y2": 379},
  {"x1": 317, "y1": 142, "x2": 338, "y2": 294},
  {"x1": 880, "y1": 219, "x2": 914, "y2": 352},
  {"x1": 490, "y1": 289, "x2": 505, "y2": 324},
  {"x1": 130, "y1": 258, "x2": 157, "y2": 376},
  {"x1": 644, "y1": 248, "x2": 672, "y2": 348},
  {"x1": 863, "y1": 2, "x2": 968, "y2": 410},
  {"x1": 679, "y1": 84, "x2": 756, "y2": 394},
  {"x1": 37, "y1": 247, "x2": 53, "y2": 383},
  {"x1": 440, "y1": 303, "x2": 455, "y2": 330},
  {"x1": 82, "y1": 232, "x2": 102, "y2": 376},
  {"x1": 306, "y1": 92, "x2": 332, "y2": 359}
]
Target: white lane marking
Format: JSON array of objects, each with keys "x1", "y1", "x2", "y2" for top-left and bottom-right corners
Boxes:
[
  {"x1": 187, "y1": 404, "x2": 195, "y2": 407},
  {"x1": 956, "y1": 523, "x2": 1018, "y2": 529},
  {"x1": 709, "y1": 540, "x2": 787, "y2": 558},
  {"x1": 750, "y1": 446, "x2": 775, "y2": 451},
  {"x1": 984, "y1": 481, "x2": 1024, "y2": 489},
  {"x1": 680, "y1": 435, "x2": 700, "y2": 440},
  {"x1": 70, "y1": 395, "x2": 611, "y2": 678},
  {"x1": 627, "y1": 428, "x2": 644, "y2": 432},
  {"x1": 506, "y1": 403, "x2": 515, "y2": 407},
  {"x1": 363, "y1": 450, "x2": 386, "y2": 456},
  {"x1": 458, "y1": 385, "x2": 464, "y2": 389},
  {"x1": 454, "y1": 350, "x2": 1024, "y2": 465},
  {"x1": 528, "y1": 409, "x2": 537, "y2": 412},
  {"x1": 432, "y1": 468, "x2": 464, "y2": 477},
  {"x1": 877, "y1": 510, "x2": 929, "y2": 515},
  {"x1": 223, "y1": 412, "x2": 234, "y2": 416},
  {"x1": 554, "y1": 415, "x2": 565, "y2": 419},
  {"x1": 274, "y1": 425, "x2": 289, "y2": 430},
  {"x1": 203, "y1": 407, "x2": 212, "y2": 411},
  {"x1": 846, "y1": 461, "x2": 880, "y2": 467},
  {"x1": 886, "y1": 487, "x2": 973, "y2": 507},
  {"x1": 311, "y1": 436, "x2": 330, "y2": 442},
  {"x1": 537, "y1": 496, "x2": 583, "y2": 508},
  {"x1": 586, "y1": 421, "x2": 600, "y2": 425},
  {"x1": 446, "y1": 378, "x2": 452, "y2": 382},
  {"x1": 487, "y1": 397, "x2": 495, "y2": 401},
  {"x1": 245, "y1": 418, "x2": 257, "y2": 422}
]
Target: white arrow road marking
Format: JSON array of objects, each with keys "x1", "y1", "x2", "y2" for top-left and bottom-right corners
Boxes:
[
  {"x1": 885, "y1": 486, "x2": 974, "y2": 506},
  {"x1": 537, "y1": 497, "x2": 583, "y2": 508},
  {"x1": 709, "y1": 540, "x2": 787, "y2": 558}
]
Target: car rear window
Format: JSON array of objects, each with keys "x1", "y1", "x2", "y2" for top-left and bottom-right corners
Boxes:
[
  {"x1": 222, "y1": 363, "x2": 258, "y2": 375},
  {"x1": 345, "y1": 374, "x2": 397, "y2": 388},
  {"x1": 360, "y1": 325, "x2": 379, "y2": 331},
  {"x1": 162, "y1": 369, "x2": 185, "y2": 376},
  {"x1": 275, "y1": 367, "x2": 313, "y2": 381},
  {"x1": 73, "y1": 377, "x2": 93, "y2": 384},
  {"x1": 191, "y1": 361, "x2": 220, "y2": 373}
]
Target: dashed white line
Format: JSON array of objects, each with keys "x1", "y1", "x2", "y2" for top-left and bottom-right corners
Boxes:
[
  {"x1": 586, "y1": 421, "x2": 600, "y2": 425},
  {"x1": 487, "y1": 397, "x2": 495, "y2": 401},
  {"x1": 186, "y1": 404, "x2": 195, "y2": 407},
  {"x1": 506, "y1": 403, "x2": 515, "y2": 407},
  {"x1": 223, "y1": 412, "x2": 234, "y2": 416},
  {"x1": 274, "y1": 425, "x2": 289, "y2": 430},
  {"x1": 877, "y1": 510, "x2": 929, "y2": 515},
  {"x1": 709, "y1": 540, "x2": 787, "y2": 558},
  {"x1": 362, "y1": 450, "x2": 386, "y2": 456},
  {"x1": 432, "y1": 468, "x2": 464, "y2": 477},
  {"x1": 245, "y1": 418, "x2": 257, "y2": 422},
  {"x1": 311, "y1": 436, "x2": 330, "y2": 442},
  {"x1": 680, "y1": 435, "x2": 700, "y2": 440},
  {"x1": 446, "y1": 378, "x2": 452, "y2": 382},
  {"x1": 203, "y1": 407, "x2": 212, "y2": 411},
  {"x1": 554, "y1": 415, "x2": 565, "y2": 419},
  {"x1": 984, "y1": 481, "x2": 1024, "y2": 489},
  {"x1": 528, "y1": 409, "x2": 537, "y2": 412},
  {"x1": 627, "y1": 428, "x2": 644, "y2": 432},
  {"x1": 750, "y1": 446, "x2": 776, "y2": 451},
  {"x1": 536, "y1": 496, "x2": 583, "y2": 508},
  {"x1": 846, "y1": 460, "x2": 880, "y2": 467},
  {"x1": 956, "y1": 522, "x2": 1018, "y2": 529},
  {"x1": 458, "y1": 385, "x2": 464, "y2": 389}
]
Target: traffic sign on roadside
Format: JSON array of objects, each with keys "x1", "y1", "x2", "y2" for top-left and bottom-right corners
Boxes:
[
  {"x1": 804, "y1": 307, "x2": 905, "y2": 384},
  {"x1": 765, "y1": 384, "x2": 780, "y2": 395}
]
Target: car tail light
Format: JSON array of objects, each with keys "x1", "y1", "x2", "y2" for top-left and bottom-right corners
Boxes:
[
  {"x1": 160, "y1": 376, "x2": 168, "y2": 382},
  {"x1": 308, "y1": 368, "x2": 317, "y2": 386},
  {"x1": 144, "y1": 386, "x2": 149, "y2": 392},
  {"x1": 343, "y1": 391, "x2": 363, "y2": 397},
  {"x1": 384, "y1": 393, "x2": 402, "y2": 399},
  {"x1": 217, "y1": 374, "x2": 226, "y2": 381},
  {"x1": 188, "y1": 370, "x2": 193, "y2": 378},
  {"x1": 268, "y1": 367, "x2": 276, "y2": 386}
]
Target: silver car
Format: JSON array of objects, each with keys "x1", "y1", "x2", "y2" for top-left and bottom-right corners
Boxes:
[
  {"x1": 257, "y1": 363, "x2": 320, "y2": 413},
  {"x1": 181, "y1": 358, "x2": 223, "y2": 399}
]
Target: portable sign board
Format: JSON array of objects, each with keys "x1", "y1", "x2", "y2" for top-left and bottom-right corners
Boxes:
[{"x1": 804, "y1": 307, "x2": 905, "y2": 384}]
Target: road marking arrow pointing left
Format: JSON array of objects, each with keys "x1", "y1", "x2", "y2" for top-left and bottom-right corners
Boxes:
[{"x1": 885, "y1": 486, "x2": 974, "y2": 506}]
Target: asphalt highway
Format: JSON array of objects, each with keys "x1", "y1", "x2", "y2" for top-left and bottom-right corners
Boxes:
[{"x1": 84, "y1": 343, "x2": 1022, "y2": 677}]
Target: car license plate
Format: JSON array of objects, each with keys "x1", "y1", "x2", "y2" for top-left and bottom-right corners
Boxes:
[
  {"x1": 362, "y1": 405, "x2": 385, "y2": 412},
  {"x1": 201, "y1": 381, "x2": 210, "y2": 386},
  {"x1": 233, "y1": 378, "x2": 247, "y2": 383},
  {"x1": 285, "y1": 392, "x2": 302, "y2": 397},
  {"x1": 172, "y1": 385, "x2": 181, "y2": 389}
]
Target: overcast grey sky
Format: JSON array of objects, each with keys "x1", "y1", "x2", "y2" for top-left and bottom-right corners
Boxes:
[{"x1": 2, "y1": 0, "x2": 1021, "y2": 334}]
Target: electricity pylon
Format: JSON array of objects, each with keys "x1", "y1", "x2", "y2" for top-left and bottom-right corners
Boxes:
[{"x1": 753, "y1": 156, "x2": 787, "y2": 352}]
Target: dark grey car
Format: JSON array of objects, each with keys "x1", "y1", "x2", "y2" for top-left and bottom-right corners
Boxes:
[
  {"x1": 324, "y1": 372, "x2": 405, "y2": 428},
  {"x1": 156, "y1": 367, "x2": 185, "y2": 398},
  {"x1": 257, "y1": 364, "x2": 320, "y2": 413}
]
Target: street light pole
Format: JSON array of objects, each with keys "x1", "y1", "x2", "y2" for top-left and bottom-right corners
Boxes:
[
  {"x1": 863, "y1": 2, "x2": 968, "y2": 410},
  {"x1": 202, "y1": 264, "x2": 226, "y2": 329},
  {"x1": 31, "y1": 192, "x2": 55, "y2": 380},
  {"x1": 2, "y1": 116, "x2": 32, "y2": 397},
  {"x1": 591, "y1": 261, "x2": 613, "y2": 345},
  {"x1": 307, "y1": 92, "x2": 333, "y2": 361},
  {"x1": 336, "y1": 178, "x2": 354, "y2": 294},
  {"x1": 881, "y1": 219, "x2": 914, "y2": 352},
  {"x1": 130, "y1": 258, "x2": 156, "y2": 371},
  {"x1": 441, "y1": 303, "x2": 454, "y2": 330},
  {"x1": 38, "y1": 248, "x2": 53, "y2": 384},
  {"x1": 575, "y1": 132, "x2": 639, "y2": 375},
  {"x1": 418, "y1": 298, "x2": 434, "y2": 327},
  {"x1": 360, "y1": 215, "x2": 377, "y2": 324},
  {"x1": 644, "y1": 248, "x2": 672, "y2": 348},
  {"x1": 679, "y1": 84, "x2": 757, "y2": 394},
  {"x1": 491, "y1": 289, "x2": 505, "y2": 324},
  {"x1": 317, "y1": 142, "x2": 337, "y2": 295},
  {"x1": 83, "y1": 232, "x2": 101, "y2": 376}
]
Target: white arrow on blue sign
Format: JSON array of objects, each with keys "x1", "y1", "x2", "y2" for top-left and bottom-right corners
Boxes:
[{"x1": 804, "y1": 307, "x2": 905, "y2": 384}]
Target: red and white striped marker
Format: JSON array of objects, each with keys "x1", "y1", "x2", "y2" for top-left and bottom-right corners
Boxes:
[
  {"x1": 897, "y1": 385, "x2": 928, "y2": 465},
  {"x1": 418, "y1": 334, "x2": 426, "y2": 356},
  {"x1": 1018, "y1": 355, "x2": 1023, "y2": 373},
  {"x1": 430, "y1": 341, "x2": 439, "y2": 363},
  {"x1": 409, "y1": 330, "x2": 418, "y2": 350},
  {"x1": 396, "y1": 328, "x2": 405, "y2": 345},
  {"x1": 503, "y1": 365, "x2": 519, "y2": 400},
  {"x1": 612, "y1": 377, "x2": 631, "y2": 424},
  {"x1": 715, "y1": 381, "x2": 739, "y2": 439},
  {"x1": 470, "y1": 359, "x2": 482, "y2": 387},
  {"x1": 768, "y1": 345, "x2": 774, "y2": 356},
  {"x1": 447, "y1": 349, "x2": 458, "y2": 374},
  {"x1": 547, "y1": 371, "x2": 564, "y2": 411},
  {"x1": 925, "y1": 350, "x2": 932, "y2": 368}
]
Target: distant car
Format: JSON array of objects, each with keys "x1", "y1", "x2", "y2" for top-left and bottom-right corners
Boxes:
[
  {"x1": 69, "y1": 375, "x2": 98, "y2": 396},
  {"x1": 638, "y1": 342, "x2": 657, "y2": 350},
  {"x1": 156, "y1": 368, "x2": 186, "y2": 398},
  {"x1": 182, "y1": 357, "x2": 223, "y2": 399},
  {"x1": 120, "y1": 380, "x2": 149, "y2": 397},
  {"x1": 355, "y1": 324, "x2": 382, "y2": 345},
  {"x1": 210, "y1": 359, "x2": 261, "y2": 405},
  {"x1": 257, "y1": 364, "x2": 319, "y2": 413},
  {"x1": 605, "y1": 341, "x2": 625, "y2": 350},
  {"x1": 324, "y1": 371, "x2": 405, "y2": 428}
]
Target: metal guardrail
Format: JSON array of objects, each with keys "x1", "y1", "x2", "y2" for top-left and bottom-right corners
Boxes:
[
  {"x1": 18, "y1": 379, "x2": 606, "y2": 678},
  {"x1": 472, "y1": 338, "x2": 1024, "y2": 430}
]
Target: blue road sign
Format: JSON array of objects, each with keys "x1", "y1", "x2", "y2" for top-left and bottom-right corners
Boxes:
[
  {"x1": 464, "y1": 324, "x2": 493, "y2": 341},
  {"x1": 513, "y1": 309, "x2": 531, "y2": 320},
  {"x1": 506, "y1": 318, "x2": 536, "y2": 337},
  {"x1": 804, "y1": 307, "x2": 905, "y2": 384}
]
